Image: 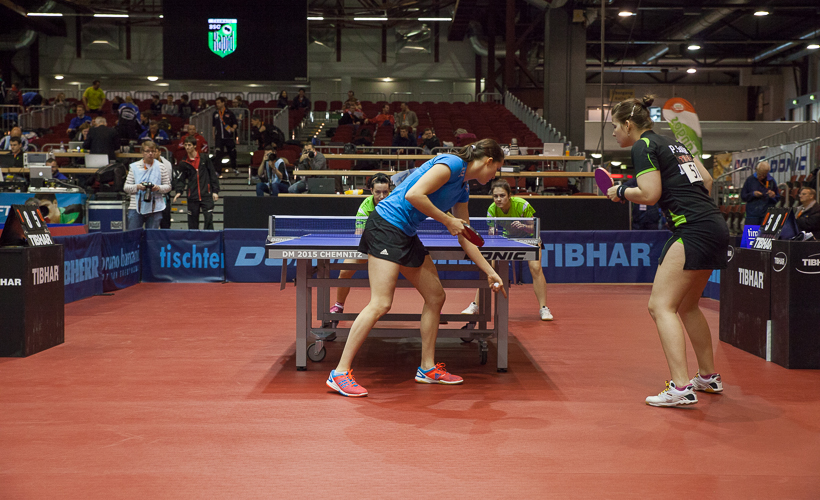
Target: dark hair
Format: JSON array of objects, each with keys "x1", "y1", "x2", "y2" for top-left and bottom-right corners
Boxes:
[
  {"x1": 92, "y1": 79, "x2": 100, "y2": 85},
  {"x1": 35, "y1": 193, "x2": 57, "y2": 202},
  {"x1": 251, "y1": 114, "x2": 262, "y2": 121},
  {"x1": 181, "y1": 94, "x2": 189, "y2": 100},
  {"x1": 46, "y1": 158, "x2": 58, "y2": 165},
  {"x1": 215, "y1": 97, "x2": 226, "y2": 104},
  {"x1": 183, "y1": 136, "x2": 198, "y2": 146},
  {"x1": 369, "y1": 173, "x2": 391, "y2": 189},
  {"x1": 298, "y1": 88, "x2": 306, "y2": 92},
  {"x1": 490, "y1": 179, "x2": 512, "y2": 196},
  {"x1": 9, "y1": 136, "x2": 21, "y2": 145},
  {"x1": 611, "y1": 94, "x2": 655, "y2": 130},
  {"x1": 453, "y1": 138, "x2": 505, "y2": 164}
]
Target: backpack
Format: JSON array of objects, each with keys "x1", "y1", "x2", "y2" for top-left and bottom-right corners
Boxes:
[
  {"x1": 86, "y1": 162, "x2": 127, "y2": 193},
  {"x1": 343, "y1": 143, "x2": 357, "y2": 154}
]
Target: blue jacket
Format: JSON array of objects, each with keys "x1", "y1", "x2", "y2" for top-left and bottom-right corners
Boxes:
[{"x1": 740, "y1": 172, "x2": 780, "y2": 218}]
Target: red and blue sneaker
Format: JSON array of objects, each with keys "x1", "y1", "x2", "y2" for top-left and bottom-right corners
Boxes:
[
  {"x1": 414, "y1": 363, "x2": 464, "y2": 385},
  {"x1": 326, "y1": 369, "x2": 368, "y2": 397}
]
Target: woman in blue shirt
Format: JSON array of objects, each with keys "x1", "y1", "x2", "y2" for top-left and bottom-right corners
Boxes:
[{"x1": 327, "y1": 139, "x2": 507, "y2": 397}]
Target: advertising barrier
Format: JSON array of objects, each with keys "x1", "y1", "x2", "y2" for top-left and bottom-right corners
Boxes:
[
  {"x1": 100, "y1": 230, "x2": 142, "y2": 291},
  {"x1": 53, "y1": 232, "x2": 103, "y2": 303},
  {"x1": 0, "y1": 193, "x2": 87, "y2": 225},
  {"x1": 141, "y1": 229, "x2": 224, "y2": 282}
]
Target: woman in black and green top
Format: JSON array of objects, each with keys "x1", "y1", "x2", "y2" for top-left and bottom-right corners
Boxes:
[
  {"x1": 607, "y1": 95, "x2": 728, "y2": 407},
  {"x1": 461, "y1": 179, "x2": 553, "y2": 321}
]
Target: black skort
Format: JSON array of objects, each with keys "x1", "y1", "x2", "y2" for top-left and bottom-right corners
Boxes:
[
  {"x1": 659, "y1": 214, "x2": 729, "y2": 271},
  {"x1": 358, "y1": 210, "x2": 429, "y2": 267}
]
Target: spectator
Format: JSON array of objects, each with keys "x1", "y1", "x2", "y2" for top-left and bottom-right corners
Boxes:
[
  {"x1": 21, "y1": 90, "x2": 44, "y2": 109},
  {"x1": 117, "y1": 96, "x2": 142, "y2": 141},
  {"x1": 53, "y1": 92, "x2": 67, "y2": 105},
  {"x1": 740, "y1": 160, "x2": 780, "y2": 225},
  {"x1": 454, "y1": 128, "x2": 477, "y2": 147},
  {"x1": 149, "y1": 94, "x2": 163, "y2": 114},
  {"x1": 178, "y1": 124, "x2": 208, "y2": 154},
  {"x1": 212, "y1": 96, "x2": 238, "y2": 173},
  {"x1": 233, "y1": 95, "x2": 245, "y2": 109},
  {"x1": 161, "y1": 94, "x2": 179, "y2": 116},
  {"x1": 46, "y1": 158, "x2": 68, "y2": 181},
  {"x1": 196, "y1": 98, "x2": 208, "y2": 113},
  {"x1": 139, "y1": 121, "x2": 170, "y2": 145},
  {"x1": 392, "y1": 126, "x2": 415, "y2": 154},
  {"x1": 111, "y1": 96, "x2": 124, "y2": 113},
  {"x1": 256, "y1": 147, "x2": 292, "y2": 197},
  {"x1": 123, "y1": 140, "x2": 171, "y2": 229},
  {"x1": 276, "y1": 91, "x2": 289, "y2": 109},
  {"x1": 173, "y1": 136, "x2": 220, "y2": 230},
  {"x1": 250, "y1": 115, "x2": 281, "y2": 150},
  {"x1": 371, "y1": 104, "x2": 395, "y2": 128},
  {"x1": 292, "y1": 88, "x2": 310, "y2": 110},
  {"x1": 794, "y1": 187, "x2": 820, "y2": 234},
  {"x1": 288, "y1": 143, "x2": 326, "y2": 193},
  {"x1": 419, "y1": 127, "x2": 440, "y2": 153},
  {"x1": 338, "y1": 103, "x2": 357, "y2": 126},
  {"x1": 75, "y1": 122, "x2": 92, "y2": 142},
  {"x1": 179, "y1": 94, "x2": 193, "y2": 118},
  {"x1": 7, "y1": 137, "x2": 24, "y2": 168},
  {"x1": 394, "y1": 102, "x2": 418, "y2": 135},
  {"x1": 0, "y1": 126, "x2": 29, "y2": 151},
  {"x1": 67, "y1": 104, "x2": 92, "y2": 136},
  {"x1": 5, "y1": 82, "x2": 20, "y2": 105},
  {"x1": 82, "y1": 80, "x2": 106, "y2": 114},
  {"x1": 139, "y1": 111, "x2": 152, "y2": 133},
  {"x1": 83, "y1": 115, "x2": 120, "y2": 161},
  {"x1": 352, "y1": 103, "x2": 368, "y2": 124},
  {"x1": 344, "y1": 90, "x2": 359, "y2": 108}
]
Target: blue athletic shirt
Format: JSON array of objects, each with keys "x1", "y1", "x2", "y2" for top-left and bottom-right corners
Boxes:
[{"x1": 376, "y1": 154, "x2": 470, "y2": 236}]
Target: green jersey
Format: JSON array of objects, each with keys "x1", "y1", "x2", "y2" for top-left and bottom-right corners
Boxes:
[
  {"x1": 355, "y1": 195, "x2": 377, "y2": 229},
  {"x1": 486, "y1": 196, "x2": 536, "y2": 237}
]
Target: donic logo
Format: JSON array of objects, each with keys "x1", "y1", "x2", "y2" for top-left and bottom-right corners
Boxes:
[{"x1": 208, "y1": 18, "x2": 237, "y2": 58}]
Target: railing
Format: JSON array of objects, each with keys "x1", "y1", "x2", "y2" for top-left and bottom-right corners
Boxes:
[
  {"x1": 190, "y1": 92, "x2": 219, "y2": 102},
  {"x1": 46, "y1": 89, "x2": 81, "y2": 100},
  {"x1": 314, "y1": 145, "x2": 425, "y2": 170},
  {"x1": 17, "y1": 102, "x2": 69, "y2": 130},
  {"x1": 252, "y1": 107, "x2": 289, "y2": 140},
  {"x1": 1, "y1": 104, "x2": 23, "y2": 130},
  {"x1": 247, "y1": 92, "x2": 273, "y2": 103},
  {"x1": 759, "y1": 120, "x2": 819, "y2": 146},
  {"x1": 504, "y1": 91, "x2": 566, "y2": 145},
  {"x1": 449, "y1": 93, "x2": 473, "y2": 103},
  {"x1": 104, "y1": 90, "x2": 132, "y2": 100},
  {"x1": 389, "y1": 92, "x2": 413, "y2": 103},
  {"x1": 189, "y1": 106, "x2": 216, "y2": 151},
  {"x1": 361, "y1": 93, "x2": 387, "y2": 103},
  {"x1": 419, "y1": 92, "x2": 444, "y2": 102},
  {"x1": 228, "y1": 107, "x2": 252, "y2": 146},
  {"x1": 476, "y1": 92, "x2": 503, "y2": 104}
]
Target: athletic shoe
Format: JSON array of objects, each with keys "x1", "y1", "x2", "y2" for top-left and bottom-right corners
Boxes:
[
  {"x1": 691, "y1": 372, "x2": 723, "y2": 393},
  {"x1": 540, "y1": 306, "x2": 554, "y2": 321},
  {"x1": 326, "y1": 370, "x2": 368, "y2": 397},
  {"x1": 329, "y1": 304, "x2": 344, "y2": 314},
  {"x1": 461, "y1": 302, "x2": 479, "y2": 315},
  {"x1": 645, "y1": 381, "x2": 697, "y2": 407},
  {"x1": 414, "y1": 363, "x2": 464, "y2": 385}
]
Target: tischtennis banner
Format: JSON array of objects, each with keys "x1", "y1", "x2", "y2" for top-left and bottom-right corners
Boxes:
[
  {"x1": 141, "y1": 230, "x2": 224, "y2": 282},
  {"x1": 53, "y1": 232, "x2": 103, "y2": 303}
]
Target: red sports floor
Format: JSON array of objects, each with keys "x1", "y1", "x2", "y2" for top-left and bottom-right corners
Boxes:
[{"x1": 1, "y1": 283, "x2": 819, "y2": 499}]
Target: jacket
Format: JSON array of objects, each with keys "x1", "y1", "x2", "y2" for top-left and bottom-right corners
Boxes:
[
  {"x1": 794, "y1": 203, "x2": 820, "y2": 234},
  {"x1": 175, "y1": 155, "x2": 219, "y2": 202},
  {"x1": 740, "y1": 172, "x2": 780, "y2": 218}
]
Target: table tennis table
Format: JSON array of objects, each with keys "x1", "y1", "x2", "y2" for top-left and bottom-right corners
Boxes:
[{"x1": 265, "y1": 216, "x2": 540, "y2": 372}]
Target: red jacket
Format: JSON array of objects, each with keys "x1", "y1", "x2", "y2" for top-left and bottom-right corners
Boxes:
[{"x1": 178, "y1": 133, "x2": 209, "y2": 154}]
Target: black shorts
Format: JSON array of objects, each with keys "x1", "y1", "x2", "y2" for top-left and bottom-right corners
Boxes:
[
  {"x1": 659, "y1": 215, "x2": 729, "y2": 270},
  {"x1": 358, "y1": 210, "x2": 429, "y2": 267}
]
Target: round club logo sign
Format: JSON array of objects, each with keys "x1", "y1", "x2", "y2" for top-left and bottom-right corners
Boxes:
[{"x1": 208, "y1": 18, "x2": 237, "y2": 58}]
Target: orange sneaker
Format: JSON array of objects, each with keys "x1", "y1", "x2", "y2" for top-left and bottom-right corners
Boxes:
[
  {"x1": 326, "y1": 370, "x2": 368, "y2": 397},
  {"x1": 414, "y1": 363, "x2": 463, "y2": 385}
]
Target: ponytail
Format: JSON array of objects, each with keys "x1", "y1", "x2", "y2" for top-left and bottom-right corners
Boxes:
[
  {"x1": 453, "y1": 138, "x2": 505, "y2": 164},
  {"x1": 612, "y1": 94, "x2": 656, "y2": 130}
]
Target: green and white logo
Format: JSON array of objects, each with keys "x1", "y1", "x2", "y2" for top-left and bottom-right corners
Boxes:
[{"x1": 208, "y1": 18, "x2": 237, "y2": 58}]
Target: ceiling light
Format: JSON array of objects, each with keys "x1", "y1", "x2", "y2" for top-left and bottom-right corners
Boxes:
[
  {"x1": 91, "y1": 40, "x2": 110, "y2": 44},
  {"x1": 590, "y1": 153, "x2": 602, "y2": 159},
  {"x1": 808, "y1": 44, "x2": 820, "y2": 50},
  {"x1": 147, "y1": 76, "x2": 159, "y2": 81},
  {"x1": 620, "y1": 165, "x2": 627, "y2": 170},
  {"x1": 54, "y1": 75, "x2": 64, "y2": 80},
  {"x1": 94, "y1": 13, "x2": 129, "y2": 18},
  {"x1": 753, "y1": 10, "x2": 769, "y2": 16},
  {"x1": 28, "y1": 12, "x2": 62, "y2": 17},
  {"x1": 618, "y1": 11, "x2": 635, "y2": 17},
  {"x1": 307, "y1": 16, "x2": 324, "y2": 21},
  {"x1": 701, "y1": 153, "x2": 712, "y2": 159},
  {"x1": 159, "y1": 15, "x2": 163, "y2": 19},
  {"x1": 687, "y1": 44, "x2": 701, "y2": 51},
  {"x1": 418, "y1": 17, "x2": 452, "y2": 21},
  {"x1": 687, "y1": 68, "x2": 697, "y2": 74},
  {"x1": 792, "y1": 99, "x2": 798, "y2": 105},
  {"x1": 811, "y1": 95, "x2": 816, "y2": 100},
  {"x1": 611, "y1": 161, "x2": 622, "y2": 166},
  {"x1": 354, "y1": 17, "x2": 387, "y2": 21},
  {"x1": 383, "y1": 78, "x2": 392, "y2": 82}
]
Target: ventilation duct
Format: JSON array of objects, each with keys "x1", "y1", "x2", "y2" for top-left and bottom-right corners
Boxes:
[
  {"x1": 0, "y1": 0, "x2": 57, "y2": 51},
  {"x1": 753, "y1": 28, "x2": 820, "y2": 63}
]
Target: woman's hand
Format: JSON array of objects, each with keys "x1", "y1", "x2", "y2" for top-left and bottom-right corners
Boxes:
[
  {"x1": 443, "y1": 216, "x2": 466, "y2": 237},
  {"x1": 607, "y1": 185, "x2": 622, "y2": 202},
  {"x1": 173, "y1": 193, "x2": 180, "y2": 202},
  {"x1": 487, "y1": 272, "x2": 508, "y2": 299}
]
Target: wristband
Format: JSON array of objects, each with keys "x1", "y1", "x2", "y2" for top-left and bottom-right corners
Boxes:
[{"x1": 616, "y1": 184, "x2": 628, "y2": 200}]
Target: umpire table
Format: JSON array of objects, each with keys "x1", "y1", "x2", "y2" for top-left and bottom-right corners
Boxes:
[{"x1": 265, "y1": 216, "x2": 541, "y2": 372}]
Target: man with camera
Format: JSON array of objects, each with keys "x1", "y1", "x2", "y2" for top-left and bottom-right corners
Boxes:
[
  {"x1": 124, "y1": 140, "x2": 172, "y2": 230},
  {"x1": 256, "y1": 147, "x2": 292, "y2": 197},
  {"x1": 287, "y1": 143, "x2": 326, "y2": 193}
]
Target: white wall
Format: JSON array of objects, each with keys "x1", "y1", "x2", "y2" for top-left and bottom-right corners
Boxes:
[{"x1": 585, "y1": 84, "x2": 749, "y2": 121}]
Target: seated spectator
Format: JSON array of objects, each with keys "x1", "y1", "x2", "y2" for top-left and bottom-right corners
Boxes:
[
  {"x1": 392, "y1": 126, "x2": 415, "y2": 154},
  {"x1": 256, "y1": 147, "x2": 293, "y2": 197},
  {"x1": 292, "y1": 88, "x2": 310, "y2": 110},
  {"x1": 139, "y1": 111, "x2": 152, "y2": 133},
  {"x1": 139, "y1": 121, "x2": 170, "y2": 145},
  {"x1": 338, "y1": 103, "x2": 358, "y2": 126},
  {"x1": 53, "y1": 92, "x2": 67, "y2": 105},
  {"x1": 7, "y1": 137, "x2": 24, "y2": 168},
  {"x1": 67, "y1": 104, "x2": 92, "y2": 136},
  {"x1": 394, "y1": 102, "x2": 418, "y2": 135},
  {"x1": 352, "y1": 103, "x2": 368, "y2": 124},
  {"x1": 277, "y1": 91, "x2": 289, "y2": 109},
  {"x1": 344, "y1": 90, "x2": 359, "y2": 108},
  {"x1": 196, "y1": 98, "x2": 208, "y2": 113},
  {"x1": 177, "y1": 124, "x2": 208, "y2": 154},
  {"x1": 161, "y1": 94, "x2": 179, "y2": 116},
  {"x1": 117, "y1": 96, "x2": 142, "y2": 141},
  {"x1": 0, "y1": 126, "x2": 29, "y2": 151},
  {"x1": 75, "y1": 122, "x2": 92, "y2": 142},
  {"x1": 111, "y1": 96, "x2": 124, "y2": 113},
  {"x1": 179, "y1": 94, "x2": 193, "y2": 118},
  {"x1": 232, "y1": 95, "x2": 245, "y2": 109},
  {"x1": 288, "y1": 143, "x2": 327, "y2": 193},
  {"x1": 419, "y1": 127, "x2": 440, "y2": 153},
  {"x1": 46, "y1": 158, "x2": 68, "y2": 181},
  {"x1": 794, "y1": 187, "x2": 820, "y2": 234},
  {"x1": 250, "y1": 115, "x2": 283, "y2": 150},
  {"x1": 149, "y1": 94, "x2": 163, "y2": 114},
  {"x1": 371, "y1": 104, "x2": 395, "y2": 128}
]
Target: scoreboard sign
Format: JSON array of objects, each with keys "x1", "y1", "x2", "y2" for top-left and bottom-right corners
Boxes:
[
  {"x1": 752, "y1": 207, "x2": 798, "y2": 250},
  {"x1": 0, "y1": 205, "x2": 54, "y2": 248}
]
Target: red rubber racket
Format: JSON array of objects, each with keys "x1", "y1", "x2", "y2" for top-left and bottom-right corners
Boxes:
[
  {"x1": 446, "y1": 212, "x2": 485, "y2": 247},
  {"x1": 594, "y1": 167, "x2": 614, "y2": 193}
]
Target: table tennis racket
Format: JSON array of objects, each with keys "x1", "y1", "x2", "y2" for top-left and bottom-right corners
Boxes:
[
  {"x1": 594, "y1": 167, "x2": 614, "y2": 193},
  {"x1": 446, "y1": 212, "x2": 485, "y2": 247}
]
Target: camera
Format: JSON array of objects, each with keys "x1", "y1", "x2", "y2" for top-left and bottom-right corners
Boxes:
[
  {"x1": 141, "y1": 182, "x2": 154, "y2": 202},
  {"x1": 303, "y1": 150, "x2": 315, "y2": 159}
]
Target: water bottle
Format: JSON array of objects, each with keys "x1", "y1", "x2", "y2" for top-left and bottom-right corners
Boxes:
[{"x1": 60, "y1": 141, "x2": 65, "y2": 152}]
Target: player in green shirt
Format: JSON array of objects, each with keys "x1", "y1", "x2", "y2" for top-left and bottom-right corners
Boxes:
[
  {"x1": 461, "y1": 179, "x2": 553, "y2": 321},
  {"x1": 329, "y1": 174, "x2": 392, "y2": 320},
  {"x1": 82, "y1": 80, "x2": 106, "y2": 113}
]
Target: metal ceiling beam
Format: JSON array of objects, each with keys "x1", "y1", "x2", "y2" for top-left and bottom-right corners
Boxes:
[{"x1": 588, "y1": 40, "x2": 819, "y2": 45}]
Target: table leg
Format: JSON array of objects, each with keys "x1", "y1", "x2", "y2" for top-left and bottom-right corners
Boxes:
[
  {"x1": 295, "y1": 259, "x2": 309, "y2": 370},
  {"x1": 496, "y1": 261, "x2": 509, "y2": 372}
]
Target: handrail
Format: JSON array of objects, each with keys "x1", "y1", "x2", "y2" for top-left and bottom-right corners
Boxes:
[
  {"x1": 389, "y1": 92, "x2": 413, "y2": 103},
  {"x1": 476, "y1": 92, "x2": 503, "y2": 103},
  {"x1": 448, "y1": 93, "x2": 473, "y2": 103},
  {"x1": 419, "y1": 92, "x2": 444, "y2": 102},
  {"x1": 361, "y1": 93, "x2": 387, "y2": 103}
]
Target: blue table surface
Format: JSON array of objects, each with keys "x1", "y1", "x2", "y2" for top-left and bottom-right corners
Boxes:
[{"x1": 269, "y1": 234, "x2": 533, "y2": 250}]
